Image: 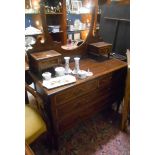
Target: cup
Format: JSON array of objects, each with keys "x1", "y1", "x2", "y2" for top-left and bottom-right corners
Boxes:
[
  {"x1": 55, "y1": 67, "x2": 65, "y2": 76},
  {"x1": 42, "y1": 72, "x2": 51, "y2": 80}
]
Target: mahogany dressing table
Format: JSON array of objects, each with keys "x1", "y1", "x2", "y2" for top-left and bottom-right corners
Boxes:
[{"x1": 28, "y1": 58, "x2": 127, "y2": 149}]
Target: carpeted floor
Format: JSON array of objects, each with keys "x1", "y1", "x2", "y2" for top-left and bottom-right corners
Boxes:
[{"x1": 31, "y1": 109, "x2": 130, "y2": 155}]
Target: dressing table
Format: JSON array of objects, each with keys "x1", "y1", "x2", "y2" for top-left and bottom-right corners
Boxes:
[
  {"x1": 25, "y1": 0, "x2": 128, "y2": 149},
  {"x1": 29, "y1": 58, "x2": 127, "y2": 148}
]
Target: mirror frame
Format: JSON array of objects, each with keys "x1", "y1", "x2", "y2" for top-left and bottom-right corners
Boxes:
[{"x1": 27, "y1": 0, "x2": 99, "y2": 59}]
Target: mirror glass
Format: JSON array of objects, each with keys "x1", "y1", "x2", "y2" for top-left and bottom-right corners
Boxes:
[
  {"x1": 25, "y1": 0, "x2": 95, "y2": 51},
  {"x1": 63, "y1": 0, "x2": 93, "y2": 50},
  {"x1": 25, "y1": 0, "x2": 45, "y2": 47}
]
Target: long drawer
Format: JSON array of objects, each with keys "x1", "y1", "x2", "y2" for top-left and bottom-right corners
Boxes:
[
  {"x1": 56, "y1": 88, "x2": 111, "y2": 120},
  {"x1": 55, "y1": 79, "x2": 98, "y2": 105},
  {"x1": 53, "y1": 68, "x2": 126, "y2": 133},
  {"x1": 57, "y1": 91, "x2": 116, "y2": 133},
  {"x1": 98, "y1": 68, "x2": 126, "y2": 89}
]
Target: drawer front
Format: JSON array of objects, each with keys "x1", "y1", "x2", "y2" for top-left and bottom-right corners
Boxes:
[
  {"x1": 99, "y1": 45, "x2": 112, "y2": 55},
  {"x1": 39, "y1": 58, "x2": 61, "y2": 70},
  {"x1": 55, "y1": 80, "x2": 98, "y2": 105},
  {"x1": 98, "y1": 73, "x2": 112, "y2": 88},
  {"x1": 56, "y1": 99, "x2": 81, "y2": 120},
  {"x1": 98, "y1": 68, "x2": 126, "y2": 89},
  {"x1": 56, "y1": 89, "x2": 108, "y2": 120}
]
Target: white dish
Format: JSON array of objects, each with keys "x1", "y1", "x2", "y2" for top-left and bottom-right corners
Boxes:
[{"x1": 42, "y1": 75, "x2": 76, "y2": 89}]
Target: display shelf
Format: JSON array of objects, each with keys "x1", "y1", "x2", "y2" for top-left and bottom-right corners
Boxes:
[
  {"x1": 67, "y1": 28, "x2": 89, "y2": 33},
  {"x1": 68, "y1": 12, "x2": 91, "y2": 15},
  {"x1": 45, "y1": 12, "x2": 63, "y2": 15},
  {"x1": 25, "y1": 12, "x2": 41, "y2": 15},
  {"x1": 25, "y1": 33, "x2": 43, "y2": 36},
  {"x1": 49, "y1": 31, "x2": 63, "y2": 34},
  {"x1": 25, "y1": 0, "x2": 97, "y2": 48}
]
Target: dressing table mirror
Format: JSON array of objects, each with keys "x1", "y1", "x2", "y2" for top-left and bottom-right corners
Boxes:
[
  {"x1": 25, "y1": 0, "x2": 101, "y2": 56},
  {"x1": 25, "y1": 1, "x2": 128, "y2": 150}
]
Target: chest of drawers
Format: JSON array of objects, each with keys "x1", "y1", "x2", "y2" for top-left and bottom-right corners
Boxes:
[{"x1": 32, "y1": 58, "x2": 127, "y2": 149}]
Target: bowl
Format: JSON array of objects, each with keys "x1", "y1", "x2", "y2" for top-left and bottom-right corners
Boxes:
[
  {"x1": 78, "y1": 70, "x2": 87, "y2": 79},
  {"x1": 42, "y1": 72, "x2": 51, "y2": 80},
  {"x1": 55, "y1": 67, "x2": 65, "y2": 76}
]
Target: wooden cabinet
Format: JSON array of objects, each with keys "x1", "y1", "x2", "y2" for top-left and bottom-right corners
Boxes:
[
  {"x1": 25, "y1": 0, "x2": 45, "y2": 42},
  {"x1": 29, "y1": 50, "x2": 62, "y2": 77},
  {"x1": 25, "y1": 0, "x2": 99, "y2": 48}
]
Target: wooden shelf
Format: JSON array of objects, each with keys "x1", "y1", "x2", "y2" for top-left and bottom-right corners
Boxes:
[
  {"x1": 25, "y1": 33, "x2": 43, "y2": 36},
  {"x1": 67, "y1": 28, "x2": 89, "y2": 33},
  {"x1": 104, "y1": 17, "x2": 130, "y2": 22},
  {"x1": 45, "y1": 12, "x2": 63, "y2": 15},
  {"x1": 25, "y1": 13, "x2": 41, "y2": 15},
  {"x1": 68, "y1": 12, "x2": 91, "y2": 15},
  {"x1": 49, "y1": 31, "x2": 63, "y2": 34}
]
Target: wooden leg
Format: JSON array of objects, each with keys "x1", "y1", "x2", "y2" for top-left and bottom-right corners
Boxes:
[
  {"x1": 53, "y1": 134, "x2": 59, "y2": 150},
  {"x1": 121, "y1": 68, "x2": 130, "y2": 131},
  {"x1": 116, "y1": 98, "x2": 122, "y2": 113},
  {"x1": 25, "y1": 90, "x2": 29, "y2": 104}
]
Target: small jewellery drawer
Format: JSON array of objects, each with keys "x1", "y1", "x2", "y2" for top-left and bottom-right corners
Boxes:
[
  {"x1": 99, "y1": 45, "x2": 112, "y2": 55},
  {"x1": 55, "y1": 80, "x2": 98, "y2": 105},
  {"x1": 39, "y1": 58, "x2": 61, "y2": 70}
]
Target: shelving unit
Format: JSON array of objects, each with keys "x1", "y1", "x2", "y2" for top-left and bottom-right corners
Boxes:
[
  {"x1": 25, "y1": 0, "x2": 99, "y2": 48},
  {"x1": 25, "y1": 0, "x2": 46, "y2": 44}
]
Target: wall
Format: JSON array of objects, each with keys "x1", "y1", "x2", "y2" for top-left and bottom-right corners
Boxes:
[{"x1": 99, "y1": 1, "x2": 130, "y2": 55}]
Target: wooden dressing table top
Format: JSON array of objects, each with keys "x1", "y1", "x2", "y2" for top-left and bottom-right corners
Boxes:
[{"x1": 30, "y1": 58, "x2": 127, "y2": 96}]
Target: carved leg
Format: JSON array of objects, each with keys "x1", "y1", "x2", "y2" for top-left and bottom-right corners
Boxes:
[
  {"x1": 116, "y1": 99, "x2": 122, "y2": 113},
  {"x1": 25, "y1": 90, "x2": 29, "y2": 104}
]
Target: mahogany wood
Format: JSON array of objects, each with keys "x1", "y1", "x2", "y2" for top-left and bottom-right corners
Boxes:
[
  {"x1": 29, "y1": 50, "x2": 62, "y2": 77},
  {"x1": 29, "y1": 58, "x2": 127, "y2": 149}
]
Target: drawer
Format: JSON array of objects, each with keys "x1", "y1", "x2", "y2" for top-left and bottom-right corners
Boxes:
[
  {"x1": 56, "y1": 89, "x2": 106, "y2": 120},
  {"x1": 55, "y1": 80, "x2": 98, "y2": 105},
  {"x1": 98, "y1": 69, "x2": 126, "y2": 89},
  {"x1": 99, "y1": 46, "x2": 112, "y2": 55},
  {"x1": 39, "y1": 58, "x2": 61, "y2": 70},
  {"x1": 56, "y1": 99, "x2": 81, "y2": 120},
  {"x1": 98, "y1": 73, "x2": 112, "y2": 88}
]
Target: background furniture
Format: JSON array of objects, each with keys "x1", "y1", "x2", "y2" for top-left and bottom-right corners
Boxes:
[
  {"x1": 25, "y1": 0, "x2": 98, "y2": 44},
  {"x1": 99, "y1": 1, "x2": 130, "y2": 55},
  {"x1": 25, "y1": 143, "x2": 35, "y2": 155},
  {"x1": 25, "y1": 84, "x2": 47, "y2": 145}
]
